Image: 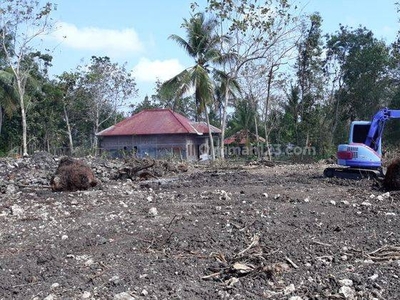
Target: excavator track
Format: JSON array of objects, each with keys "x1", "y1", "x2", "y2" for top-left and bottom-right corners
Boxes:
[{"x1": 323, "y1": 166, "x2": 383, "y2": 180}]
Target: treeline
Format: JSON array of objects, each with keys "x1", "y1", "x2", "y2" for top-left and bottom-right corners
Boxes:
[{"x1": 1, "y1": 0, "x2": 400, "y2": 158}]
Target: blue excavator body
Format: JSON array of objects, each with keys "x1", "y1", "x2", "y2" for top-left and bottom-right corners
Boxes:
[{"x1": 324, "y1": 108, "x2": 400, "y2": 179}]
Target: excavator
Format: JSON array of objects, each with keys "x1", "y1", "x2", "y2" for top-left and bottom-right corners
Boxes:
[{"x1": 324, "y1": 108, "x2": 400, "y2": 179}]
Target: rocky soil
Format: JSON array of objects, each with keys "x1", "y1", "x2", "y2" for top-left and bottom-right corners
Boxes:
[{"x1": 0, "y1": 152, "x2": 399, "y2": 300}]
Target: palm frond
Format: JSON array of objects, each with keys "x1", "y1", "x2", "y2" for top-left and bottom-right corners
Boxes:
[{"x1": 168, "y1": 34, "x2": 195, "y2": 58}]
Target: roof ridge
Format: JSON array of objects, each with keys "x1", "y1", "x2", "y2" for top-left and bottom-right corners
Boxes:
[{"x1": 169, "y1": 109, "x2": 197, "y2": 134}]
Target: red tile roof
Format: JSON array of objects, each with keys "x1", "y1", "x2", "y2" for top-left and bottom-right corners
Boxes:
[
  {"x1": 97, "y1": 109, "x2": 221, "y2": 136},
  {"x1": 224, "y1": 129, "x2": 265, "y2": 145}
]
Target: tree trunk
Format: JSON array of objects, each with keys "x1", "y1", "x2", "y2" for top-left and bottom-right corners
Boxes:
[
  {"x1": 204, "y1": 105, "x2": 215, "y2": 160},
  {"x1": 254, "y1": 116, "x2": 260, "y2": 159},
  {"x1": 264, "y1": 67, "x2": 274, "y2": 161},
  {"x1": 63, "y1": 103, "x2": 74, "y2": 154},
  {"x1": 20, "y1": 95, "x2": 28, "y2": 157},
  {"x1": 0, "y1": 106, "x2": 3, "y2": 135},
  {"x1": 219, "y1": 81, "x2": 230, "y2": 160}
]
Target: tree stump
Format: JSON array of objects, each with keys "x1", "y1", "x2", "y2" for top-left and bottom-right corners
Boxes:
[
  {"x1": 383, "y1": 158, "x2": 400, "y2": 190},
  {"x1": 50, "y1": 157, "x2": 98, "y2": 192}
]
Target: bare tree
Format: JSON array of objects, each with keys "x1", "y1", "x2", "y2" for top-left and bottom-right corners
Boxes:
[
  {"x1": 77, "y1": 56, "x2": 137, "y2": 153},
  {"x1": 200, "y1": 0, "x2": 302, "y2": 159},
  {"x1": 0, "y1": 0, "x2": 55, "y2": 156}
]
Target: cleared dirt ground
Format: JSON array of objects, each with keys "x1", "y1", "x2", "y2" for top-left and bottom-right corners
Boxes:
[{"x1": 0, "y1": 155, "x2": 399, "y2": 299}]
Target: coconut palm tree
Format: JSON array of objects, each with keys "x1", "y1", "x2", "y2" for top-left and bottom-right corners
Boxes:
[{"x1": 160, "y1": 12, "x2": 230, "y2": 160}]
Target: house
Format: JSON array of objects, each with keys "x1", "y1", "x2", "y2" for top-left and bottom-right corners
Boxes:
[
  {"x1": 224, "y1": 129, "x2": 266, "y2": 157},
  {"x1": 224, "y1": 129, "x2": 265, "y2": 146},
  {"x1": 96, "y1": 108, "x2": 221, "y2": 160}
]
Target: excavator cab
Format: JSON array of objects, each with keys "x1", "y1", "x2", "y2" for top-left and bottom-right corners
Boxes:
[{"x1": 336, "y1": 121, "x2": 382, "y2": 169}]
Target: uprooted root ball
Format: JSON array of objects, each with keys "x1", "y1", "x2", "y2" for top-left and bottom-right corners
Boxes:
[
  {"x1": 383, "y1": 158, "x2": 400, "y2": 190},
  {"x1": 50, "y1": 157, "x2": 98, "y2": 192}
]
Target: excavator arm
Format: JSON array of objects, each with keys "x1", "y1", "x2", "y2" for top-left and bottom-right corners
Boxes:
[{"x1": 364, "y1": 108, "x2": 400, "y2": 151}]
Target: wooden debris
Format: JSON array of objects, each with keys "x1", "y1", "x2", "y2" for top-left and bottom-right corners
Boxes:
[
  {"x1": 235, "y1": 234, "x2": 260, "y2": 257},
  {"x1": 367, "y1": 245, "x2": 400, "y2": 261},
  {"x1": 116, "y1": 158, "x2": 156, "y2": 180}
]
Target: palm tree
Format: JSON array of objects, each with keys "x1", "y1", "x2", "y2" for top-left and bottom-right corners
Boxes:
[{"x1": 161, "y1": 12, "x2": 229, "y2": 160}]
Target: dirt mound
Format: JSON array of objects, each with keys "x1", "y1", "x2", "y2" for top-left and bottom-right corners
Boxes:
[
  {"x1": 50, "y1": 157, "x2": 98, "y2": 192},
  {"x1": 0, "y1": 158, "x2": 399, "y2": 299},
  {"x1": 383, "y1": 158, "x2": 400, "y2": 190}
]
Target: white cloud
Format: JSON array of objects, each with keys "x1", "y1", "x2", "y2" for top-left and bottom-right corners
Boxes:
[
  {"x1": 51, "y1": 22, "x2": 144, "y2": 55},
  {"x1": 132, "y1": 58, "x2": 186, "y2": 83}
]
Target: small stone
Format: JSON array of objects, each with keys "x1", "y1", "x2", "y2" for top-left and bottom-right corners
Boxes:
[
  {"x1": 141, "y1": 289, "x2": 148, "y2": 296},
  {"x1": 263, "y1": 193, "x2": 269, "y2": 198},
  {"x1": 339, "y1": 286, "x2": 355, "y2": 299},
  {"x1": 84, "y1": 258, "x2": 94, "y2": 266},
  {"x1": 284, "y1": 283, "x2": 296, "y2": 294},
  {"x1": 369, "y1": 274, "x2": 379, "y2": 280},
  {"x1": 50, "y1": 283, "x2": 60, "y2": 289},
  {"x1": 11, "y1": 204, "x2": 24, "y2": 216},
  {"x1": 148, "y1": 207, "x2": 158, "y2": 217},
  {"x1": 114, "y1": 292, "x2": 135, "y2": 300},
  {"x1": 109, "y1": 275, "x2": 121, "y2": 284},
  {"x1": 6, "y1": 184, "x2": 18, "y2": 194},
  {"x1": 304, "y1": 197, "x2": 310, "y2": 203},
  {"x1": 43, "y1": 294, "x2": 56, "y2": 300},
  {"x1": 97, "y1": 236, "x2": 108, "y2": 245},
  {"x1": 339, "y1": 279, "x2": 353, "y2": 286},
  {"x1": 330, "y1": 200, "x2": 336, "y2": 205},
  {"x1": 218, "y1": 190, "x2": 231, "y2": 200},
  {"x1": 82, "y1": 291, "x2": 91, "y2": 299},
  {"x1": 61, "y1": 235, "x2": 68, "y2": 240}
]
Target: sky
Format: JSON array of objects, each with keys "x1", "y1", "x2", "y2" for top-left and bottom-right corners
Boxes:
[{"x1": 37, "y1": 0, "x2": 399, "y2": 111}]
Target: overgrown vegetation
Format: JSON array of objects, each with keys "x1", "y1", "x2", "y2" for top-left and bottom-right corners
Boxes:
[{"x1": 1, "y1": 0, "x2": 400, "y2": 160}]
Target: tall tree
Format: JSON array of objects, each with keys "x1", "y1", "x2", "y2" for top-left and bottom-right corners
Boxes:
[
  {"x1": 161, "y1": 12, "x2": 228, "y2": 160},
  {"x1": 0, "y1": 0, "x2": 55, "y2": 156},
  {"x1": 202, "y1": 0, "x2": 300, "y2": 159},
  {"x1": 294, "y1": 12, "x2": 325, "y2": 149},
  {"x1": 76, "y1": 56, "x2": 137, "y2": 152},
  {"x1": 326, "y1": 26, "x2": 391, "y2": 121}
]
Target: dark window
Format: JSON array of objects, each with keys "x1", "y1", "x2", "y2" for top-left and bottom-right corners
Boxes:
[{"x1": 352, "y1": 124, "x2": 370, "y2": 143}]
